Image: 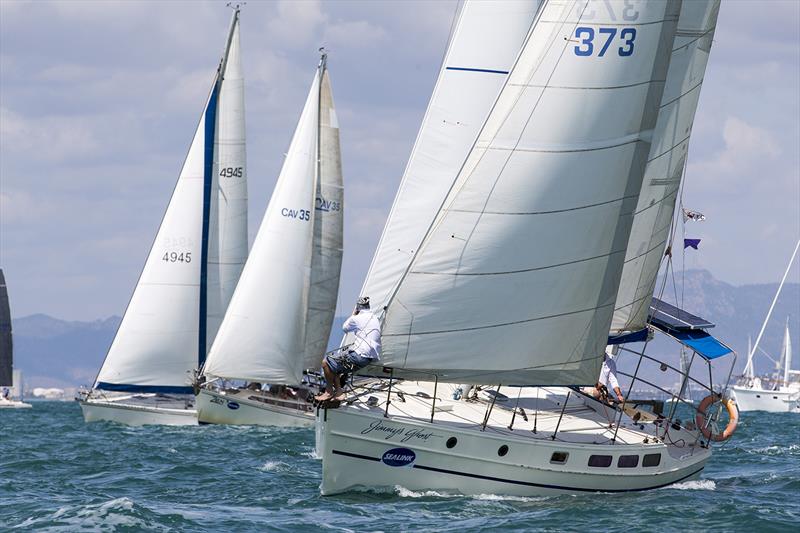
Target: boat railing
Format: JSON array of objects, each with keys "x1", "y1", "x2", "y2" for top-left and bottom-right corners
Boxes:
[{"x1": 614, "y1": 338, "x2": 738, "y2": 449}]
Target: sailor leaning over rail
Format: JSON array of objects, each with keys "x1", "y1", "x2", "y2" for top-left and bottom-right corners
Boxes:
[{"x1": 316, "y1": 297, "x2": 382, "y2": 402}]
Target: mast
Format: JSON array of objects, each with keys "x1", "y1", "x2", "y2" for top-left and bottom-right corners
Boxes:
[
  {"x1": 743, "y1": 335, "x2": 754, "y2": 379},
  {"x1": 748, "y1": 239, "x2": 800, "y2": 371}
]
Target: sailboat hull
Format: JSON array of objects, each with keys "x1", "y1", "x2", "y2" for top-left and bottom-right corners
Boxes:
[
  {"x1": 731, "y1": 386, "x2": 800, "y2": 413},
  {"x1": 78, "y1": 396, "x2": 198, "y2": 426},
  {"x1": 319, "y1": 384, "x2": 712, "y2": 497},
  {"x1": 0, "y1": 398, "x2": 32, "y2": 408},
  {"x1": 196, "y1": 387, "x2": 314, "y2": 427}
]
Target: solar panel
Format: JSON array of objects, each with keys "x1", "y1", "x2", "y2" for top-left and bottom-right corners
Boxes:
[{"x1": 649, "y1": 297, "x2": 715, "y2": 331}]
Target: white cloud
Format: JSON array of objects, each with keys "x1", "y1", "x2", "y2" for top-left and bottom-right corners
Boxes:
[{"x1": 265, "y1": 0, "x2": 326, "y2": 48}]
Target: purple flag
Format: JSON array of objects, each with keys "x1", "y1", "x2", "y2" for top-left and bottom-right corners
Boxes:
[{"x1": 684, "y1": 238, "x2": 701, "y2": 250}]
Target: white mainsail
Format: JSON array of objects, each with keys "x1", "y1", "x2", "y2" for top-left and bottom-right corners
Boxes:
[
  {"x1": 782, "y1": 319, "x2": 792, "y2": 385},
  {"x1": 611, "y1": 0, "x2": 720, "y2": 333},
  {"x1": 303, "y1": 60, "x2": 345, "y2": 370},
  {"x1": 358, "y1": 0, "x2": 542, "y2": 311},
  {"x1": 376, "y1": 0, "x2": 681, "y2": 385},
  {"x1": 207, "y1": 11, "x2": 248, "y2": 348},
  {"x1": 202, "y1": 64, "x2": 324, "y2": 386},
  {"x1": 94, "y1": 12, "x2": 243, "y2": 393}
]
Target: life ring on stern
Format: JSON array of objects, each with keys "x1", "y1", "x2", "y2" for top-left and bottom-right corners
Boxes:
[{"x1": 695, "y1": 394, "x2": 738, "y2": 442}]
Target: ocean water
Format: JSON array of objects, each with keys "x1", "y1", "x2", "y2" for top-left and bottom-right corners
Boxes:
[{"x1": 1, "y1": 402, "x2": 798, "y2": 532}]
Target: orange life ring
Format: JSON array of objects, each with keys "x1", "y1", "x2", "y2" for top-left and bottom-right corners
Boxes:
[{"x1": 695, "y1": 394, "x2": 738, "y2": 442}]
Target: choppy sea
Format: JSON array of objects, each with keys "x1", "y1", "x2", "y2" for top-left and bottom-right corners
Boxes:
[{"x1": 1, "y1": 402, "x2": 798, "y2": 532}]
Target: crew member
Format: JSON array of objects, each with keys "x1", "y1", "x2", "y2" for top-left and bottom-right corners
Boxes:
[
  {"x1": 596, "y1": 347, "x2": 625, "y2": 403},
  {"x1": 316, "y1": 296, "x2": 382, "y2": 402}
]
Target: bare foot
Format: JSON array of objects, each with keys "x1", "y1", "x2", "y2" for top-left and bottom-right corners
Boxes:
[
  {"x1": 333, "y1": 389, "x2": 346, "y2": 402},
  {"x1": 315, "y1": 391, "x2": 332, "y2": 402}
]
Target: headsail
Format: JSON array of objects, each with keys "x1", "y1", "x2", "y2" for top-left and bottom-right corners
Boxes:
[
  {"x1": 202, "y1": 66, "x2": 322, "y2": 386},
  {"x1": 94, "y1": 12, "x2": 242, "y2": 394},
  {"x1": 377, "y1": 0, "x2": 681, "y2": 385},
  {"x1": 782, "y1": 318, "x2": 792, "y2": 385},
  {"x1": 0, "y1": 269, "x2": 12, "y2": 387},
  {"x1": 357, "y1": 0, "x2": 543, "y2": 312},
  {"x1": 611, "y1": 0, "x2": 720, "y2": 333},
  {"x1": 303, "y1": 55, "x2": 345, "y2": 370}
]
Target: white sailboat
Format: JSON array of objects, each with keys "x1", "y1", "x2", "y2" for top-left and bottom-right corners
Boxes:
[
  {"x1": 732, "y1": 240, "x2": 800, "y2": 413},
  {"x1": 319, "y1": 0, "x2": 737, "y2": 496},
  {"x1": 78, "y1": 8, "x2": 248, "y2": 426},
  {"x1": 195, "y1": 51, "x2": 344, "y2": 427},
  {"x1": 0, "y1": 269, "x2": 32, "y2": 409}
]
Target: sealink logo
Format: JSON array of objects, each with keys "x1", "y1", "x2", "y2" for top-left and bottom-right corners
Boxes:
[
  {"x1": 381, "y1": 447, "x2": 416, "y2": 468},
  {"x1": 226, "y1": 401, "x2": 240, "y2": 410}
]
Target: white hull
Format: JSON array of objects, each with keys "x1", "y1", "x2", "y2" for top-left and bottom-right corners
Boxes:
[
  {"x1": 78, "y1": 396, "x2": 197, "y2": 426},
  {"x1": 731, "y1": 386, "x2": 800, "y2": 413},
  {"x1": 0, "y1": 398, "x2": 32, "y2": 409},
  {"x1": 196, "y1": 387, "x2": 314, "y2": 427},
  {"x1": 319, "y1": 383, "x2": 712, "y2": 496}
]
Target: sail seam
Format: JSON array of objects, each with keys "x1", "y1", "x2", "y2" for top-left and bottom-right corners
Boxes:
[
  {"x1": 447, "y1": 192, "x2": 639, "y2": 216},
  {"x1": 484, "y1": 137, "x2": 641, "y2": 154},
  {"x1": 410, "y1": 247, "x2": 627, "y2": 277},
  {"x1": 659, "y1": 80, "x2": 702, "y2": 109},
  {"x1": 508, "y1": 79, "x2": 665, "y2": 91},
  {"x1": 384, "y1": 302, "x2": 615, "y2": 337}
]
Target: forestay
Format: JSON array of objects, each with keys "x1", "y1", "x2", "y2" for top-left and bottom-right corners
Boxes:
[
  {"x1": 303, "y1": 62, "x2": 345, "y2": 370},
  {"x1": 94, "y1": 12, "x2": 243, "y2": 394},
  {"x1": 611, "y1": 0, "x2": 720, "y2": 333},
  {"x1": 357, "y1": 0, "x2": 543, "y2": 312},
  {"x1": 202, "y1": 70, "x2": 321, "y2": 386},
  {"x1": 207, "y1": 11, "x2": 249, "y2": 347},
  {"x1": 379, "y1": 0, "x2": 681, "y2": 385}
]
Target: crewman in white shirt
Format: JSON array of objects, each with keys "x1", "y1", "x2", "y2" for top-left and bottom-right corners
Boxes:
[
  {"x1": 595, "y1": 347, "x2": 625, "y2": 403},
  {"x1": 316, "y1": 296, "x2": 381, "y2": 402}
]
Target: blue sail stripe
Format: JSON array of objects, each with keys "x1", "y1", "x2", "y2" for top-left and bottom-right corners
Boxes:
[{"x1": 199, "y1": 85, "x2": 219, "y2": 367}]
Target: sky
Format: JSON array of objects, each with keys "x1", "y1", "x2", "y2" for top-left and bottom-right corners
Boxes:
[{"x1": 1, "y1": 0, "x2": 798, "y2": 321}]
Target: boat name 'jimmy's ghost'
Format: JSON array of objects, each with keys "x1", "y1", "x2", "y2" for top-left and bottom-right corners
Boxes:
[{"x1": 360, "y1": 419, "x2": 442, "y2": 443}]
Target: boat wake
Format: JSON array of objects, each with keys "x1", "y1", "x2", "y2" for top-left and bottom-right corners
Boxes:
[{"x1": 668, "y1": 479, "x2": 716, "y2": 491}]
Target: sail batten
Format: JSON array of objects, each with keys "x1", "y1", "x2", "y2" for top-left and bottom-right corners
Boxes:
[{"x1": 374, "y1": 0, "x2": 682, "y2": 385}]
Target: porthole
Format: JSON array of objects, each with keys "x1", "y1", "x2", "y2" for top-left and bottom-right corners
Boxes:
[
  {"x1": 617, "y1": 455, "x2": 639, "y2": 468},
  {"x1": 498, "y1": 445, "x2": 509, "y2": 457},
  {"x1": 756, "y1": 394, "x2": 761, "y2": 398},
  {"x1": 588, "y1": 455, "x2": 613, "y2": 467},
  {"x1": 643, "y1": 453, "x2": 661, "y2": 467},
  {"x1": 773, "y1": 396, "x2": 778, "y2": 400},
  {"x1": 550, "y1": 452, "x2": 569, "y2": 464},
  {"x1": 446, "y1": 437, "x2": 458, "y2": 449}
]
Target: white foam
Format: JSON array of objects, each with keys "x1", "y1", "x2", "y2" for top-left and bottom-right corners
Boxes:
[
  {"x1": 474, "y1": 493, "x2": 548, "y2": 503},
  {"x1": 669, "y1": 479, "x2": 716, "y2": 491},
  {"x1": 259, "y1": 461, "x2": 286, "y2": 472},
  {"x1": 394, "y1": 486, "x2": 458, "y2": 499}
]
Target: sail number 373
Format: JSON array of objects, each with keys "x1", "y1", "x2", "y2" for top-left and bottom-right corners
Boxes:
[{"x1": 574, "y1": 27, "x2": 636, "y2": 57}]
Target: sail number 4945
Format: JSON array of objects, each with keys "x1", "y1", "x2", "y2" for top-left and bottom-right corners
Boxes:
[
  {"x1": 162, "y1": 252, "x2": 191, "y2": 263},
  {"x1": 219, "y1": 167, "x2": 243, "y2": 178}
]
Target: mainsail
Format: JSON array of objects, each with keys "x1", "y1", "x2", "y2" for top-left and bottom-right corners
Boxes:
[
  {"x1": 207, "y1": 11, "x2": 249, "y2": 347},
  {"x1": 610, "y1": 0, "x2": 720, "y2": 333},
  {"x1": 303, "y1": 58, "x2": 345, "y2": 370},
  {"x1": 203, "y1": 55, "x2": 343, "y2": 386},
  {"x1": 93, "y1": 11, "x2": 246, "y2": 394},
  {"x1": 358, "y1": 0, "x2": 543, "y2": 311},
  {"x1": 376, "y1": 0, "x2": 681, "y2": 385},
  {"x1": 0, "y1": 269, "x2": 12, "y2": 387}
]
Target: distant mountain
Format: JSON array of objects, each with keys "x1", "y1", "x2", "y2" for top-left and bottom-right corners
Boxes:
[
  {"x1": 10, "y1": 270, "x2": 797, "y2": 388},
  {"x1": 11, "y1": 314, "x2": 120, "y2": 389}
]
